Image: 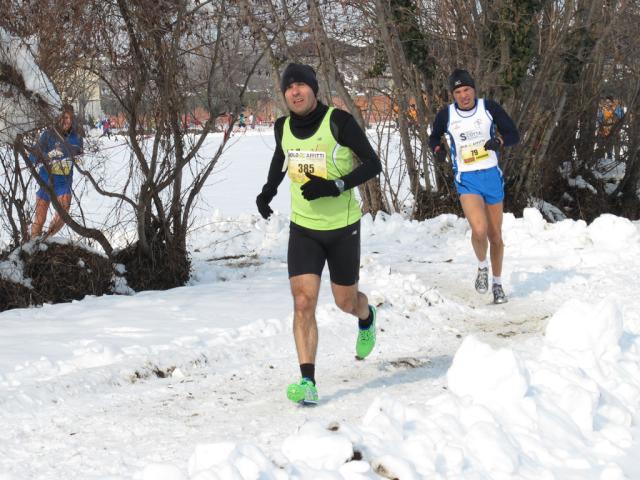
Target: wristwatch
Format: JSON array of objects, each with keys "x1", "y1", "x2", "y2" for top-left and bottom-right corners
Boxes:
[{"x1": 334, "y1": 179, "x2": 345, "y2": 194}]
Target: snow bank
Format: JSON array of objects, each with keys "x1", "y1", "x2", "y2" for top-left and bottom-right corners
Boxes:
[
  {"x1": 3, "y1": 168, "x2": 640, "y2": 479},
  {"x1": 0, "y1": 247, "x2": 32, "y2": 287},
  {"x1": 356, "y1": 297, "x2": 638, "y2": 479},
  {"x1": 447, "y1": 336, "x2": 530, "y2": 410},
  {"x1": 588, "y1": 214, "x2": 638, "y2": 248},
  {"x1": 163, "y1": 296, "x2": 638, "y2": 479}
]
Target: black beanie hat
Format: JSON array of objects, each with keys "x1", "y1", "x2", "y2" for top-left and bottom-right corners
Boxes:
[
  {"x1": 280, "y1": 63, "x2": 319, "y2": 95},
  {"x1": 449, "y1": 69, "x2": 475, "y2": 92}
]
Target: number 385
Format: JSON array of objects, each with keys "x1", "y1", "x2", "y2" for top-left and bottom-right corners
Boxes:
[{"x1": 298, "y1": 163, "x2": 315, "y2": 173}]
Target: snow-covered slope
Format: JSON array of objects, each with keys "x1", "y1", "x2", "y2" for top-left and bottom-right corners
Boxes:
[{"x1": 1, "y1": 132, "x2": 640, "y2": 479}]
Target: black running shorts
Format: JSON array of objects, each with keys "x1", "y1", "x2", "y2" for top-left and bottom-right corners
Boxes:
[{"x1": 287, "y1": 220, "x2": 361, "y2": 286}]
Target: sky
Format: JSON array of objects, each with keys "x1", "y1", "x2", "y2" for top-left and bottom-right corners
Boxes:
[{"x1": 1, "y1": 129, "x2": 640, "y2": 479}]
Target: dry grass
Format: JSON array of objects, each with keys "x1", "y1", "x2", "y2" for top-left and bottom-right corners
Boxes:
[{"x1": 0, "y1": 241, "x2": 114, "y2": 312}]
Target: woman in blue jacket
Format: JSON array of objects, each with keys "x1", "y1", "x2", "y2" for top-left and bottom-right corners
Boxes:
[{"x1": 29, "y1": 104, "x2": 83, "y2": 239}]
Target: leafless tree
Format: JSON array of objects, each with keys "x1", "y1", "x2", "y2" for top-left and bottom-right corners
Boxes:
[
  {"x1": 3, "y1": 0, "x2": 640, "y2": 271},
  {"x1": 2, "y1": 1, "x2": 261, "y2": 289}
]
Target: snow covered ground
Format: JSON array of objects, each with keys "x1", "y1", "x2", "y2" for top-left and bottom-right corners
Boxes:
[{"x1": 1, "y1": 130, "x2": 640, "y2": 479}]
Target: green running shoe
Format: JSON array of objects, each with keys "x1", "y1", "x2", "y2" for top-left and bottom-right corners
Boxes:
[
  {"x1": 356, "y1": 305, "x2": 377, "y2": 359},
  {"x1": 286, "y1": 377, "x2": 318, "y2": 405}
]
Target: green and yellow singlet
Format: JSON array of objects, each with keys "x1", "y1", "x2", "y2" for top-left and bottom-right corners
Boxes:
[{"x1": 282, "y1": 107, "x2": 361, "y2": 230}]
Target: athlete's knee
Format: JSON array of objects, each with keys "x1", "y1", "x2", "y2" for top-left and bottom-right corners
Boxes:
[
  {"x1": 487, "y1": 229, "x2": 503, "y2": 246},
  {"x1": 334, "y1": 294, "x2": 358, "y2": 315},
  {"x1": 470, "y1": 224, "x2": 488, "y2": 241},
  {"x1": 292, "y1": 291, "x2": 316, "y2": 315},
  {"x1": 30, "y1": 221, "x2": 44, "y2": 237},
  {"x1": 31, "y1": 215, "x2": 45, "y2": 231}
]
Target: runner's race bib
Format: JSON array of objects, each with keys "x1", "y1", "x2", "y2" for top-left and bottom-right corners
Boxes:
[
  {"x1": 287, "y1": 150, "x2": 328, "y2": 183},
  {"x1": 461, "y1": 144, "x2": 489, "y2": 165},
  {"x1": 50, "y1": 159, "x2": 73, "y2": 175},
  {"x1": 48, "y1": 148, "x2": 73, "y2": 175}
]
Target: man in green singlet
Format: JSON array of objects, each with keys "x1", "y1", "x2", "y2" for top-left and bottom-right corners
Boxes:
[{"x1": 256, "y1": 63, "x2": 382, "y2": 405}]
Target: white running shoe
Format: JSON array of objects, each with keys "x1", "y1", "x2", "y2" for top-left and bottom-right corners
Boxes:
[
  {"x1": 492, "y1": 283, "x2": 508, "y2": 304},
  {"x1": 475, "y1": 267, "x2": 489, "y2": 294}
]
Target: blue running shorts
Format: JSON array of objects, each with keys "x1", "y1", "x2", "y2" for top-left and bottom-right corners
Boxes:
[
  {"x1": 455, "y1": 166, "x2": 504, "y2": 205},
  {"x1": 36, "y1": 173, "x2": 73, "y2": 201}
]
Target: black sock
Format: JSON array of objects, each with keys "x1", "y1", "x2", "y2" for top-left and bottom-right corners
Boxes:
[
  {"x1": 358, "y1": 305, "x2": 373, "y2": 330},
  {"x1": 300, "y1": 363, "x2": 315, "y2": 385}
]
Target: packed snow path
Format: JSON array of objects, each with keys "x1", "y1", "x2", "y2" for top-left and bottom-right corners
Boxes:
[{"x1": 2, "y1": 209, "x2": 640, "y2": 479}]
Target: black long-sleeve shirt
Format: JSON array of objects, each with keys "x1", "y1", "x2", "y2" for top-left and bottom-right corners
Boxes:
[
  {"x1": 260, "y1": 102, "x2": 381, "y2": 200},
  {"x1": 429, "y1": 99, "x2": 519, "y2": 151}
]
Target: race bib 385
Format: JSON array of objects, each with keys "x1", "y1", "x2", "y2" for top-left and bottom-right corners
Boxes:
[{"x1": 287, "y1": 150, "x2": 328, "y2": 183}]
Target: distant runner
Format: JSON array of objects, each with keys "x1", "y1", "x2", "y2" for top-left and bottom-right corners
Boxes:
[
  {"x1": 429, "y1": 69, "x2": 519, "y2": 304},
  {"x1": 256, "y1": 63, "x2": 382, "y2": 405},
  {"x1": 596, "y1": 95, "x2": 624, "y2": 160},
  {"x1": 29, "y1": 104, "x2": 83, "y2": 239}
]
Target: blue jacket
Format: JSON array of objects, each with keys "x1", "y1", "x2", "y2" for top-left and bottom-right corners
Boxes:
[
  {"x1": 596, "y1": 105, "x2": 623, "y2": 128},
  {"x1": 29, "y1": 128, "x2": 83, "y2": 180}
]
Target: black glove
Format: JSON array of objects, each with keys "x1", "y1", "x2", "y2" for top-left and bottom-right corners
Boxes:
[
  {"x1": 256, "y1": 193, "x2": 273, "y2": 219},
  {"x1": 484, "y1": 138, "x2": 502, "y2": 151},
  {"x1": 300, "y1": 173, "x2": 340, "y2": 200},
  {"x1": 434, "y1": 145, "x2": 447, "y2": 163}
]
